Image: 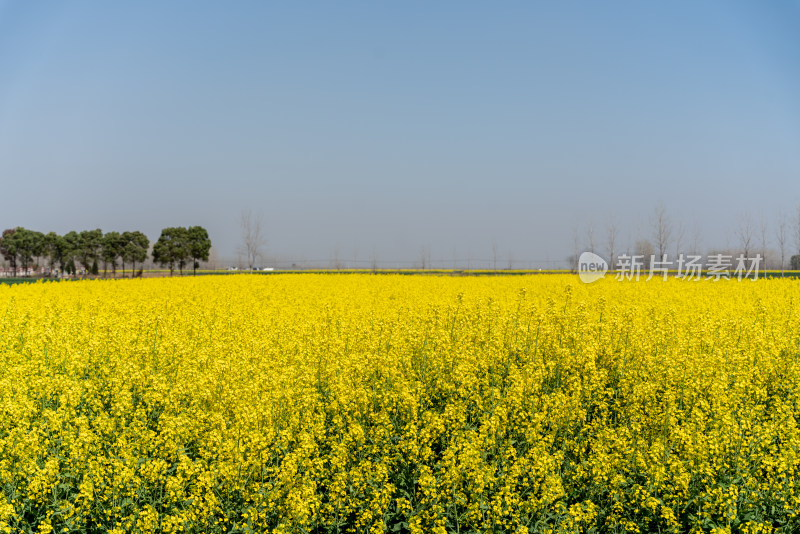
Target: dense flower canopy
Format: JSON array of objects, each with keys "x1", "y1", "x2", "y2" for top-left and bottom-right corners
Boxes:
[{"x1": 0, "y1": 274, "x2": 798, "y2": 533}]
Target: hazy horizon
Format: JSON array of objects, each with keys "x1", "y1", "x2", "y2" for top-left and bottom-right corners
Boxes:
[{"x1": 2, "y1": 2, "x2": 799, "y2": 268}]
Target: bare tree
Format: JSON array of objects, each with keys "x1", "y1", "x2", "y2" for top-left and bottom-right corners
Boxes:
[
  {"x1": 587, "y1": 221, "x2": 595, "y2": 254},
  {"x1": 208, "y1": 246, "x2": 220, "y2": 270},
  {"x1": 419, "y1": 245, "x2": 431, "y2": 270},
  {"x1": 758, "y1": 214, "x2": 768, "y2": 274},
  {"x1": 331, "y1": 245, "x2": 343, "y2": 270},
  {"x1": 492, "y1": 240, "x2": 498, "y2": 271},
  {"x1": 606, "y1": 217, "x2": 617, "y2": 271},
  {"x1": 634, "y1": 239, "x2": 655, "y2": 269},
  {"x1": 651, "y1": 203, "x2": 672, "y2": 261},
  {"x1": 777, "y1": 211, "x2": 788, "y2": 274},
  {"x1": 690, "y1": 221, "x2": 702, "y2": 256},
  {"x1": 795, "y1": 204, "x2": 800, "y2": 256},
  {"x1": 240, "y1": 209, "x2": 265, "y2": 271},
  {"x1": 736, "y1": 212, "x2": 754, "y2": 258},
  {"x1": 674, "y1": 221, "x2": 685, "y2": 259},
  {"x1": 506, "y1": 250, "x2": 514, "y2": 270},
  {"x1": 370, "y1": 246, "x2": 378, "y2": 273},
  {"x1": 571, "y1": 226, "x2": 580, "y2": 271}
]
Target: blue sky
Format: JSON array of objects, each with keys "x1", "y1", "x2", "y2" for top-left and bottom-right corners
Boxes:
[{"x1": 1, "y1": 1, "x2": 799, "y2": 267}]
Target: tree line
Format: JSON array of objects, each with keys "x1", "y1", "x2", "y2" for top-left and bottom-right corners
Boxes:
[
  {"x1": 0, "y1": 226, "x2": 211, "y2": 277},
  {"x1": 572, "y1": 204, "x2": 800, "y2": 273}
]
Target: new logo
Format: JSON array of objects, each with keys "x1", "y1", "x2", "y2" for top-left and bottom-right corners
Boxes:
[{"x1": 578, "y1": 252, "x2": 608, "y2": 283}]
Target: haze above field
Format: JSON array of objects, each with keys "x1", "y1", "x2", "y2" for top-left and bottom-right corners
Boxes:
[{"x1": 1, "y1": 1, "x2": 799, "y2": 268}]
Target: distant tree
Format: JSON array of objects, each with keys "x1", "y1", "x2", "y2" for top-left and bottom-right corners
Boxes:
[
  {"x1": 419, "y1": 245, "x2": 430, "y2": 270},
  {"x1": 62, "y1": 231, "x2": 80, "y2": 273},
  {"x1": 736, "y1": 212, "x2": 754, "y2": 258},
  {"x1": 101, "y1": 231, "x2": 124, "y2": 277},
  {"x1": 791, "y1": 255, "x2": 800, "y2": 271},
  {"x1": 0, "y1": 228, "x2": 18, "y2": 276},
  {"x1": 606, "y1": 217, "x2": 617, "y2": 270},
  {"x1": 795, "y1": 204, "x2": 800, "y2": 257},
  {"x1": 42, "y1": 232, "x2": 57, "y2": 273},
  {"x1": 152, "y1": 227, "x2": 189, "y2": 276},
  {"x1": 240, "y1": 210, "x2": 265, "y2": 272},
  {"x1": 13, "y1": 228, "x2": 45, "y2": 275},
  {"x1": 651, "y1": 203, "x2": 672, "y2": 262},
  {"x1": 77, "y1": 229, "x2": 103, "y2": 274},
  {"x1": 777, "y1": 212, "x2": 788, "y2": 275},
  {"x1": 571, "y1": 226, "x2": 580, "y2": 272},
  {"x1": 187, "y1": 226, "x2": 211, "y2": 275},
  {"x1": 121, "y1": 231, "x2": 149, "y2": 277},
  {"x1": 634, "y1": 239, "x2": 655, "y2": 270},
  {"x1": 63, "y1": 231, "x2": 81, "y2": 265},
  {"x1": 586, "y1": 221, "x2": 595, "y2": 254},
  {"x1": 152, "y1": 233, "x2": 171, "y2": 275},
  {"x1": 759, "y1": 215, "x2": 768, "y2": 275},
  {"x1": 207, "y1": 246, "x2": 220, "y2": 270},
  {"x1": 370, "y1": 246, "x2": 379, "y2": 273},
  {"x1": 43, "y1": 232, "x2": 64, "y2": 274},
  {"x1": 331, "y1": 245, "x2": 342, "y2": 271},
  {"x1": 690, "y1": 221, "x2": 702, "y2": 256},
  {"x1": 673, "y1": 221, "x2": 685, "y2": 259}
]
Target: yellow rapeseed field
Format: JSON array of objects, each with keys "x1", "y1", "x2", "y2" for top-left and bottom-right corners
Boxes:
[{"x1": 1, "y1": 274, "x2": 799, "y2": 534}]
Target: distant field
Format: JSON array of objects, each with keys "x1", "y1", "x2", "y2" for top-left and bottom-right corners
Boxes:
[
  {"x1": 0, "y1": 277, "x2": 69, "y2": 285},
  {"x1": 2, "y1": 268, "x2": 800, "y2": 285},
  {"x1": 0, "y1": 269, "x2": 567, "y2": 284}
]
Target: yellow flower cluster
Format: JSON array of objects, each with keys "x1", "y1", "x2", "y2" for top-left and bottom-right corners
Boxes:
[{"x1": 0, "y1": 274, "x2": 799, "y2": 533}]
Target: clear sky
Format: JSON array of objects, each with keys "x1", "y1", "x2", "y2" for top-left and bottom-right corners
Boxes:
[{"x1": 1, "y1": 1, "x2": 799, "y2": 268}]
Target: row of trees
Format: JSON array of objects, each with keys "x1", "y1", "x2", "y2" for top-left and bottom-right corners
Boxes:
[
  {"x1": 573, "y1": 204, "x2": 800, "y2": 273},
  {"x1": 152, "y1": 226, "x2": 211, "y2": 276},
  {"x1": 0, "y1": 226, "x2": 211, "y2": 277},
  {"x1": 0, "y1": 228, "x2": 150, "y2": 277}
]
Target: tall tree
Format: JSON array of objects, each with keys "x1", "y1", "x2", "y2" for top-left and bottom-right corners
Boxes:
[
  {"x1": 673, "y1": 221, "x2": 685, "y2": 260},
  {"x1": 758, "y1": 215, "x2": 768, "y2": 275},
  {"x1": 122, "y1": 231, "x2": 149, "y2": 277},
  {"x1": 651, "y1": 203, "x2": 672, "y2": 262},
  {"x1": 606, "y1": 217, "x2": 617, "y2": 270},
  {"x1": 634, "y1": 239, "x2": 655, "y2": 270},
  {"x1": 690, "y1": 221, "x2": 702, "y2": 257},
  {"x1": 736, "y1": 212, "x2": 754, "y2": 258},
  {"x1": 62, "y1": 231, "x2": 81, "y2": 275},
  {"x1": 586, "y1": 220, "x2": 595, "y2": 254},
  {"x1": 796, "y1": 204, "x2": 800, "y2": 257},
  {"x1": 777, "y1": 211, "x2": 788, "y2": 275},
  {"x1": 0, "y1": 228, "x2": 18, "y2": 276},
  {"x1": 77, "y1": 229, "x2": 103, "y2": 274},
  {"x1": 13, "y1": 228, "x2": 45, "y2": 275},
  {"x1": 101, "y1": 231, "x2": 124, "y2": 277},
  {"x1": 187, "y1": 226, "x2": 211, "y2": 276},
  {"x1": 152, "y1": 227, "x2": 189, "y2": 276},
  {"x1": 43, "y1": 232, "x2": 69, "y2": 274},
  {"x1": 240, "y1": 209, "x2": 265, "y2": 272}
]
